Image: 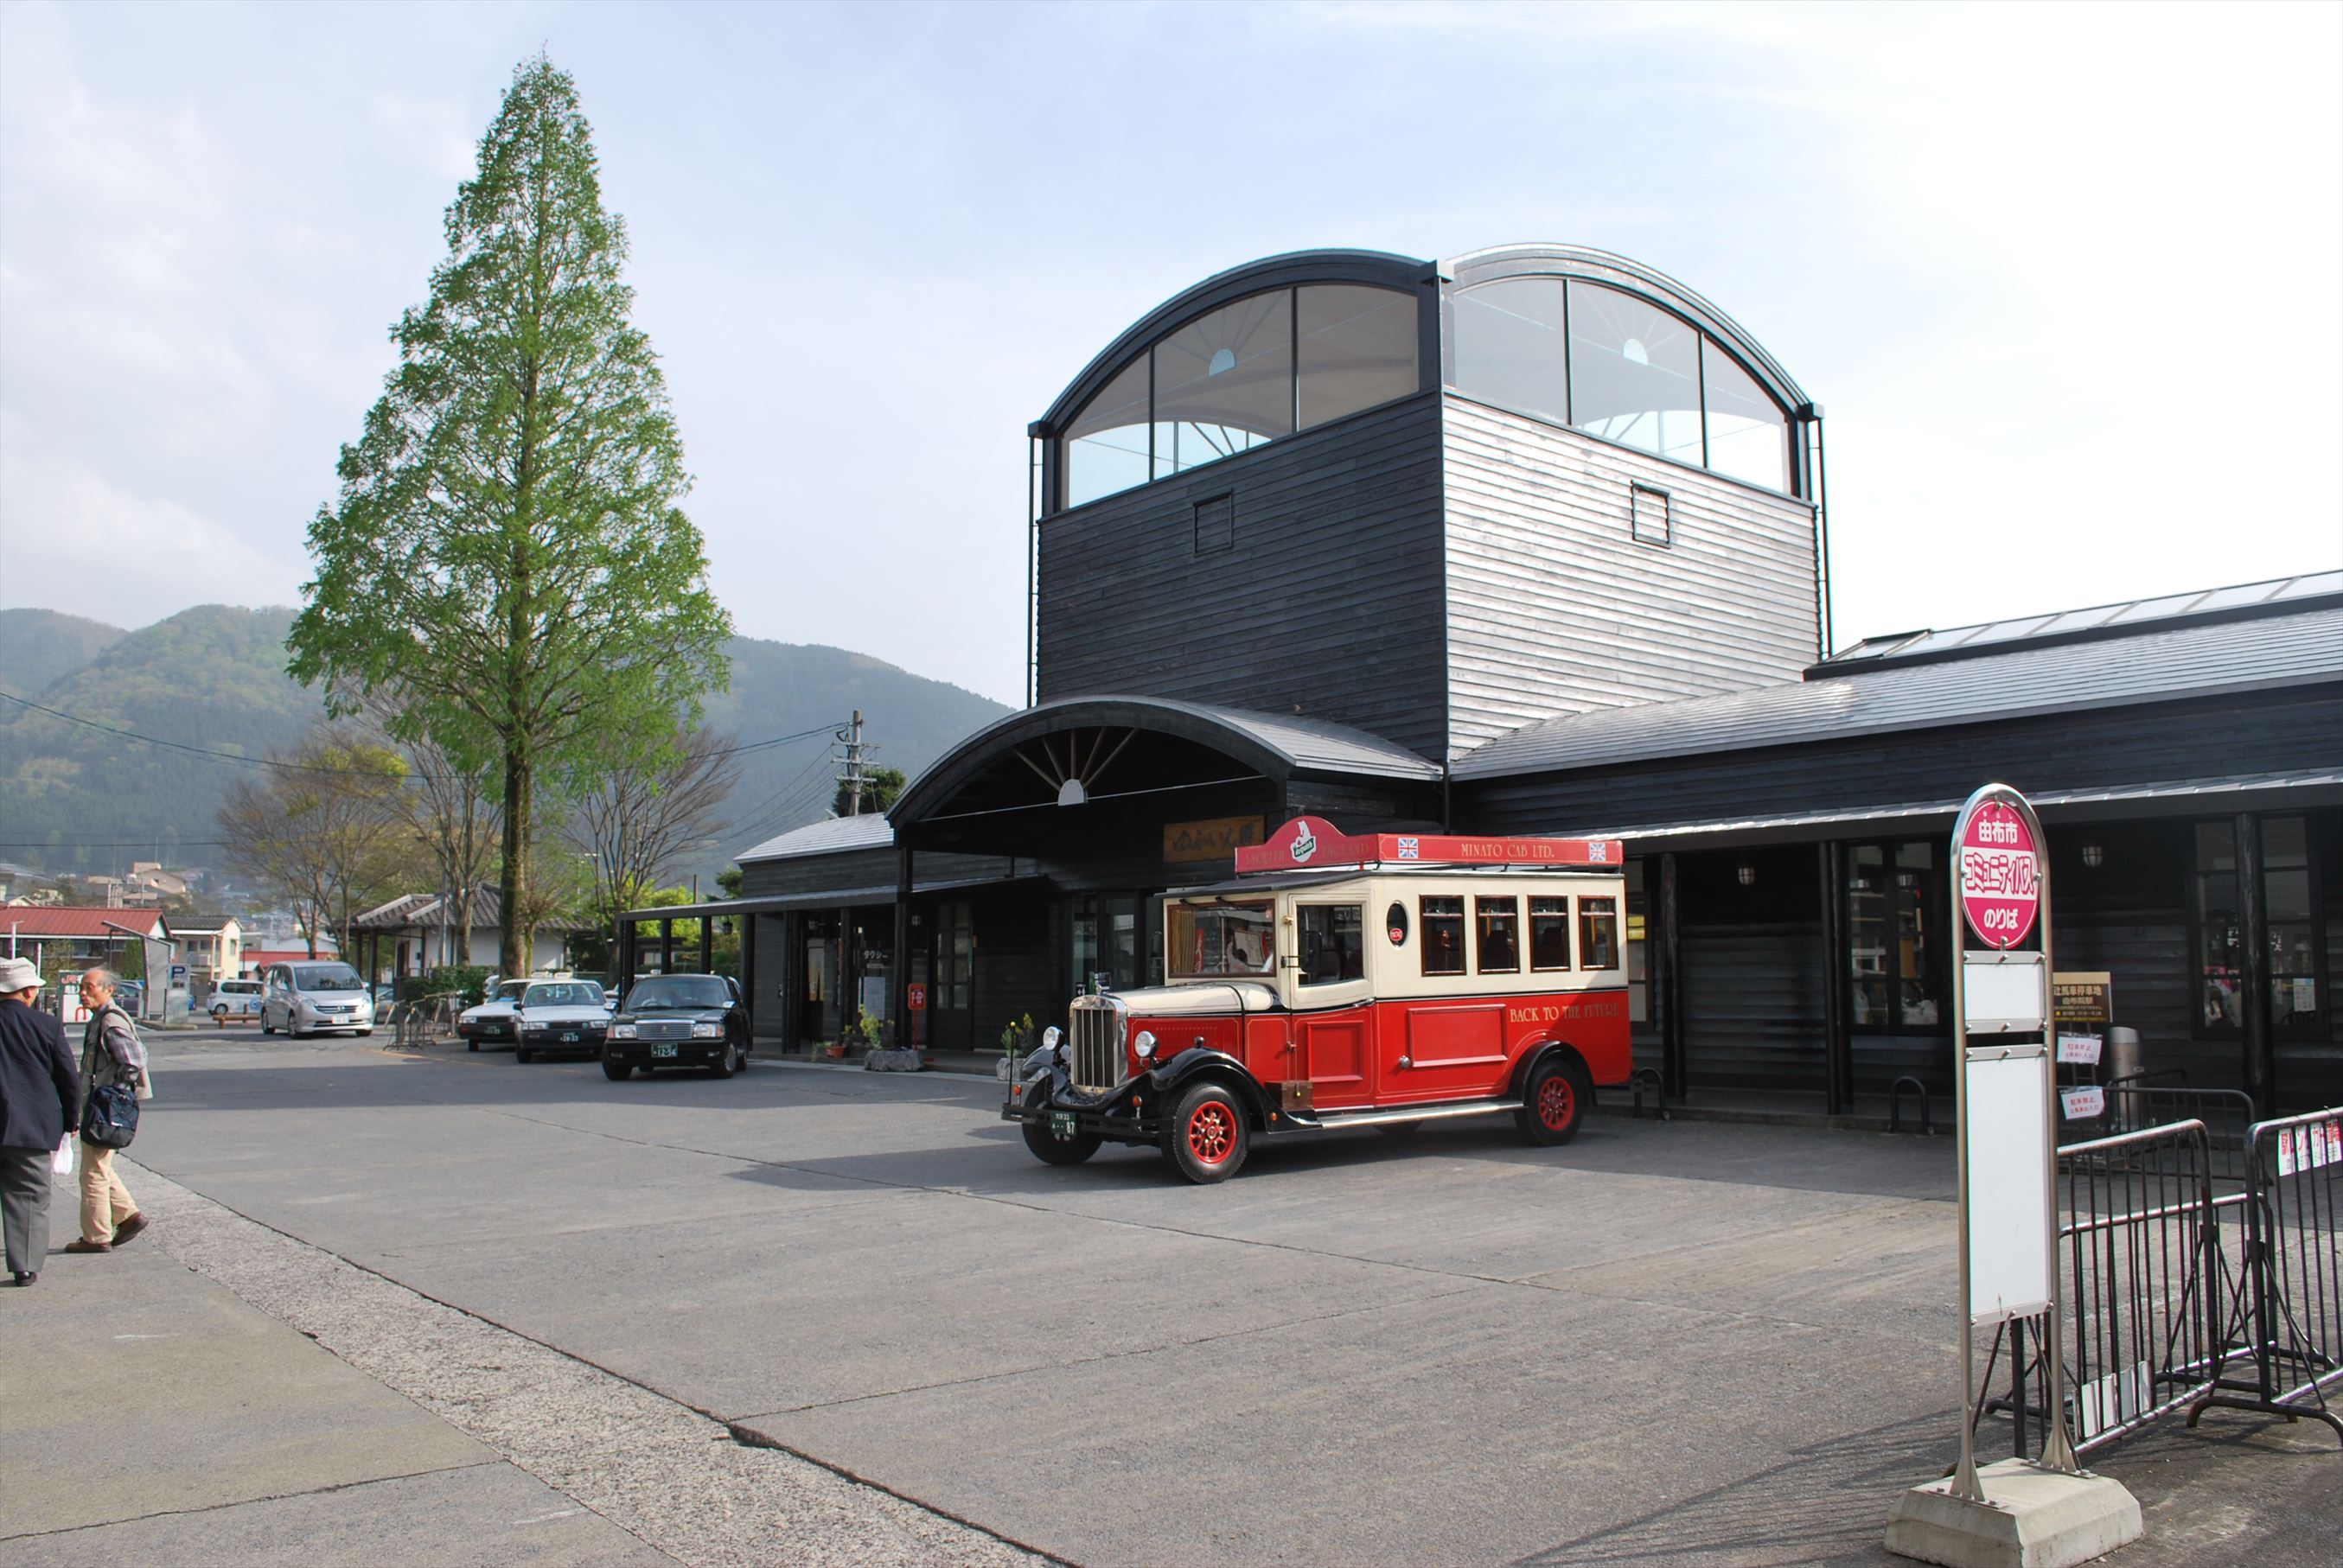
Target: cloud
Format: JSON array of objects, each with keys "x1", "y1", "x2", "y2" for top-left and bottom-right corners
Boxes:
[{"x1": 0, "y1": 411, "x2": 306, "y2": 612}]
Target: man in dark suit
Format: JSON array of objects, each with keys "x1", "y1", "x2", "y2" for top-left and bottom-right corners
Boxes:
[{"x1": 1, "y1": 956, "x2": 80, "y2": 1286}]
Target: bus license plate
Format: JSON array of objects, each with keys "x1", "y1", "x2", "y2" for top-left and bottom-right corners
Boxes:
[
  {"x1": 652, "y1": 1043, "x2": 679, "y2": 1059},
  {"x1": 560, "y1": 1032, "x2": 578, "y2": 1042},
  {"x1": 1051, "y1": 1112, "x2": 1077, "y2": 1138}
]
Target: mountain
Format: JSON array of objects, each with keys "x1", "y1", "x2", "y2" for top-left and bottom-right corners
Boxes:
[
  {"x1": 0, "y1": 608, "x2": 130, "y2": 695},
  {"x1": 0, "y1": 605, "x2": 1010, "y2": 881}
]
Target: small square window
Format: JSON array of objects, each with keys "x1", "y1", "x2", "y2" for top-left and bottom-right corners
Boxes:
[
  {"x1": 1194, "y1": 494, "x2": 1235, "y2": 555},
  {"x1": 1630, "y1": 483, "x2": 1671, "y2": 547}
]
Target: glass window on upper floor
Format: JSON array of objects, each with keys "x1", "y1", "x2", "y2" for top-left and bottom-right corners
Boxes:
[
  {"x1": 1154, "y1": 292, "x2": 1293, "y2": 481},
  {"x1": 1701, "y1": 338, "x2": 1787, "y2": 493},
  {"x1": 1063, "y1": 356, "x2": 1152, "y2": 509},
  {"x1": 1567, "y1": 280, "x2": 1702, "y2": 467},
  {"x1": 1452, "y1": 277, "x2": 1567, "y2": 424},
  {"x1": 1450, "y1": 273, "x2": 1798, "y2": 495},
  {"x1": 1299, "y1": 284, "x2": 1420, "y2": 430},
  {"x1": 1057, "y1": 284, "x2": 1421, "y2": 511}
]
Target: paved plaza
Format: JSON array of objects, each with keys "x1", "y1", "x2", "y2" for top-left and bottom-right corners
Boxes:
[{"x1": 2, "y1": 1029, "x2": 2331, "y2": 1565}]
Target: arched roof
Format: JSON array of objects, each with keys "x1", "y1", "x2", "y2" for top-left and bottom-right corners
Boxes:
[
  {"x1": 1444, "y1": 242, "x2": 1811, "y2": 415},
  {"x1": 1035, "y1": 249, "x2": 1436, "y2": 437},
  {"x1": 891, "y1": 694, "x2": 1441, "y2": 828}
]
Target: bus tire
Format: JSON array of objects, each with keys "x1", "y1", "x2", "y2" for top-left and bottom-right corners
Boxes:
[
  {"x1": 1166, "y1": 1081, "x2": 1248, "y2": 1183},
  {"x1": 1023, "y1": 1118, "x2": 1101, "y2": 1166},
  {"x1": 1518, "y1": 1057, "x2": 1589, "y2": 1147}
]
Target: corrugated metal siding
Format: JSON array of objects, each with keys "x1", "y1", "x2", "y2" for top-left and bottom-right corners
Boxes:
[
  {"x1": 1441, "y1": 397, "x2": 1817, "y2": 762},
  {"x1": 1460, "y1": 689, "x2": 2343, "y2": 834},
  {"x1": 973, "y1": 883, "x2": 1063, "y2": 1053},
  {"x1": 1682, "y1": 922, "x2": 1826, "y2": 1093},
  {"x1": 1037, "y1": 394, "x2": 1447, "y2": 760}
]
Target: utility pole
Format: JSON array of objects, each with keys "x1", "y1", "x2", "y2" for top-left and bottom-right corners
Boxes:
[{"x1": 838, "y1": 711, "x2": 868, "y2": 816}]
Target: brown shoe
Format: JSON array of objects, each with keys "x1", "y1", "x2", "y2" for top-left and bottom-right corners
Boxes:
[
  {"x1": 114, "y1": 1214, "x2": 148, "y2": 1245},
  {"x1": 62, "y1": 1238, "x2": 110, "y2": 1253}
]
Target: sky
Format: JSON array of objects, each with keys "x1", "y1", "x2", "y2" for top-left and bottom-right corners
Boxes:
[{"x1": 2, "y1": 0, "x2": 2337, "y2": 710}]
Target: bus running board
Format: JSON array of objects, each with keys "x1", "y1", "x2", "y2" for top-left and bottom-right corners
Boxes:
[{"x1": 1284, "y1": 1098, "x2": 1517, "y2": 1131}]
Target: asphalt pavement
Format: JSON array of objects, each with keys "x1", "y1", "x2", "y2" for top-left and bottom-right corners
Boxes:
[{"x1": 1, "y1": 1026, "x2": 2329, "y2": 1565}]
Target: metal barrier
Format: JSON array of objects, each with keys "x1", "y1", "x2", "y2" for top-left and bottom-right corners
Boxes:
[
  {"x1": 2193, "y1": 1106, "x2": 2343, "y2": 1443},
  {"x1": 1627, "y1": 1068, "x2": 1668, "y2": 1121},
  {"x1": 1977, "y1": 1119, "x2": 2236, "y2": 1457},
  {"x1": 393, "y1": 993, "x2": 463, "y2": 1049},
  {"x1": 2108, "y1": 1083, "x2": 2258, "y2": 1181},
  {"x1": 1888, "y1": 1075, "x2": 1933, "y2": 1135}
]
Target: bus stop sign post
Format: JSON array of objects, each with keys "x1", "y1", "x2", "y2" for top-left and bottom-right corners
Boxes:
[{"x1": 1886, "y1": 783, "x2": 2141, "y2": 1568}]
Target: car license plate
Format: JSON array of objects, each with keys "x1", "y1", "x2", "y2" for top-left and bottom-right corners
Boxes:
[
  {"x1": 560, "y1": 1032, "x2": 578, "y2": 1042},
  {"x1": 1051, "y1": 1112, "x2": 1077, "y2": 1138},
  {"x1": 652, "y1": 1043, "x2": 678, "y2": 1059}
]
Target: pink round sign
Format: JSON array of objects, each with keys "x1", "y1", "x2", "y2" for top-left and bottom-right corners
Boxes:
[{"x1": 1959, "y1": 800, "x2": 2040, "y2": 949}]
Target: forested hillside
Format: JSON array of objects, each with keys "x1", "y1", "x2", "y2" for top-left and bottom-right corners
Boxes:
[
  {"x1": 0, "y1": 605, "x2": 1009, "y2": 878},
  {"x1": 1, "y1": 607, "x2": 129, "y2": 694}
]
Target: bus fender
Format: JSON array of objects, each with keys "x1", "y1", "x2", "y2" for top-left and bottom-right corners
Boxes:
[
  {"x1": 1146, "y1": 1049, "x2": 1273, "y2": 1127},
  {"x1": 1510, "y1": 1040, "x2": 1591, "y2": 1102}
]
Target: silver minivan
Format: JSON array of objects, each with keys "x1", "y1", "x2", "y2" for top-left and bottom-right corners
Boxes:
[
  {"x1": 208, "y1": 977, "x2": 266, "y2": 1020},
  {"x1": 260, "y1": 960, "x2": 377, "y2": 1038}
]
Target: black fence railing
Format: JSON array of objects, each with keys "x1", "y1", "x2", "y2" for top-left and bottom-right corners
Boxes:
[
  {"x1": 2194, "y1": 1106, "x2": 2343, "y2": 1442},
  {"x1": 1976, "y1": 1119, "x2": 2237, "y2": 1456}
]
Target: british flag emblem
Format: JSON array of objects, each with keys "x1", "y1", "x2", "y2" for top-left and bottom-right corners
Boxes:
[{"x1": 1397, "y1": 838, "x2": 1420, "y2": 859}]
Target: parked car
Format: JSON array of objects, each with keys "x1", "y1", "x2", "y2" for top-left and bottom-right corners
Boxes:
[
  {"x1": 603, "y1": 974, "x2": 750, "y2": 1080},
  {"x1": 208, "y1": 978, "x2": 266, "y2": 1023},
  {"x1": 513, "y1": 979, "x2": 610, "y2": 1064},
  {"x1": 456, "y1": 979, "x2": 531, "y2": 1051},
  {"x1": 259, "y1": 960, "x2": 377, "y2": 1039}
]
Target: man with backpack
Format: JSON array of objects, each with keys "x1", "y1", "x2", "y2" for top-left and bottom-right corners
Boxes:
[{"x1": 62, "y1": 967, "x2": 148, "y2": 1254}]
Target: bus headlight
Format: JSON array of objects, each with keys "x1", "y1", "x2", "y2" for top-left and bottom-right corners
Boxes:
[{"x1": 1133, "y1": 1030, "x2": 1157, "y2": 1062}]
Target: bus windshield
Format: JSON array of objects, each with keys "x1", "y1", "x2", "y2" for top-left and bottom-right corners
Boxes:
[{"x1": 1166, "y1": 898, "x2": 1276, "y2": 978}]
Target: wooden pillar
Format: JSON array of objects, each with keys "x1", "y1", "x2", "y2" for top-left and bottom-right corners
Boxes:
[
  {"x1": 1821, "y1": 840, "x2": 1854, "y2": 1115},
  {"x1": 740, "y1": 914, "x2": 759, "y2": 1036},
  {"x1": 893, "y1": 847, "x2": 914, "y2": 1052},
  {"x1": 780, "y1": 912, "x2": 801, "y2": 1053},
  {"x1": 2237, "y1": 812, "x2": 2273, "y2": 1117},
  {"x1": 659, "y1": 918, "x2": 674, "y2": 977},
  {"x1": 698, "y1": 912, "x2": 713, "y2": 974},
  {"x1": 618, "y1": 919, "x2": 635, "y2": 996},
  {"x1": 1658, "y1": 851, "x2": 1686, "y2": 1103}
]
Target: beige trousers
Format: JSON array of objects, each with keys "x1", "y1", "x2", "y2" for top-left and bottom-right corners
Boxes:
[{"x1": 79, "y1": 1142, "x2": 137, "y2": 1243}]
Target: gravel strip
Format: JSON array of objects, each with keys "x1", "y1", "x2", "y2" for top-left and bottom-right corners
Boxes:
[{"x1": 129, "y1": 1163, "x2": 1054, "y2": 1568}]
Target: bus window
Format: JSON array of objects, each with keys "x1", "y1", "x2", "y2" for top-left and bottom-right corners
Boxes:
[
  {"x1": 1476, "y1": 896, "x2": 1520, "y2": 973},
  {"x1": 1529, "y1": 897, "x2": 1571, "y2": 971},
  {"x1": 1420, "y1": 896, "x2": 1465, "y2": 976},
  {"x1": 1579, "y1": 896, "x2": 1619, "y2": 971},
  {"x1": 1299, "y1": 905, "x2": 1364, "y2": 985}
]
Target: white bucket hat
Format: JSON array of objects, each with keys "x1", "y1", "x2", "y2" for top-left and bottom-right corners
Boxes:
[{"x1": 0, "y1": 957, "x2": 44, "y2": 992}]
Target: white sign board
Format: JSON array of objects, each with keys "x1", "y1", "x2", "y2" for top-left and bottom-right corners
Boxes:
[
  {"x1": 1964, "y1": 1049, "x2": 2053, "y2": 1324},
  {"x1": 1963, "y1": 951, "x2": 2046, "y2": 1032}
]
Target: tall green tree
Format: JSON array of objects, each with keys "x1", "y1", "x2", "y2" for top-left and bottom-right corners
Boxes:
[{"x1": 290, "y1": 55, "x2": 731, "y2": 974}]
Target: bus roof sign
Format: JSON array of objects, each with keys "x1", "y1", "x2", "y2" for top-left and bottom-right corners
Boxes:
[{"x1": 1235, "y1": 815, "x2": 1622, "y2": 876}]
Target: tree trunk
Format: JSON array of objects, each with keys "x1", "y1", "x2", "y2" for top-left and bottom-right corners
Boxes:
[{"x1": 500, "y1": 745, "x2": 530, "y2": 977}]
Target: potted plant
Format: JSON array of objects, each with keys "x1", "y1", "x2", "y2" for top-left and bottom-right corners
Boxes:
[
  {"x1": 998, "y1": 1012, "x2": 1035, "y2": 1081},
  {"x1": 836, "y1": 1004, "x2": 881, "y2": 1060}
]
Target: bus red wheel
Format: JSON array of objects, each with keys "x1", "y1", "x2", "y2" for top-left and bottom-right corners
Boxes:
[
  {"x1": 1518, "y1": 1057, "x2": 1590, "y2": 1147},
  {"x1": 1167, "y1": 1082, "x2": 1248, "y2": 1183}
]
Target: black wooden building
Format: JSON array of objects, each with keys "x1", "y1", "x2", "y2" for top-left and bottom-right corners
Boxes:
[{"x1": 624, "y1": 244, "x2": 2343, "y2": 1114}]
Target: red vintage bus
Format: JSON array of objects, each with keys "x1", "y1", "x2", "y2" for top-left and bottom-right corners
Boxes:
[{"x1": 1006, "y1": 817, "x2": 1631, "y2": 1182}]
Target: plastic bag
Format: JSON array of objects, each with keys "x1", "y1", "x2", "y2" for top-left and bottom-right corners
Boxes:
[{"x1": 51, "y1": 1136, "x2": 73, "y2": 1176}]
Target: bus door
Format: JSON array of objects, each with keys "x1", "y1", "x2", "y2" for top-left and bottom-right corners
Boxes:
[{"x1": 1291, "y1": 899, "x2": 1374, "y2": 1108}]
